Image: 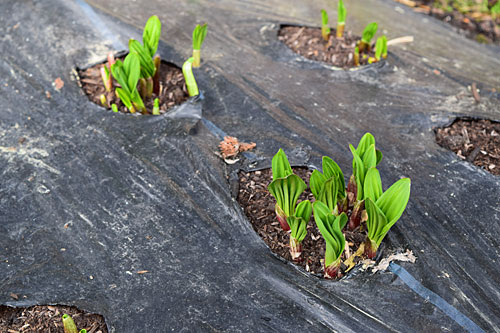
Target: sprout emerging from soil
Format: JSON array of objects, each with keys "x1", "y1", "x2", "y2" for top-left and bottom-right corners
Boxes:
[
  {"x1": 111, "y1": 103, "x2": 118, "y2": 113},
  {"x1": 62, "y1": 314, "x2": 77, "y2": 333},
  {"x1": 347, "y1": 133, "x2": 382, "y2": 230},
  {"x1": 358, "y1": 22, "x2": 378, "y2": 52},
  {"x1": 192, "y1": 23, "x2": 208, "y2": 68},
  {"x1": 111, "y1": 53, "x2": 145, "y2": 113},
  {"x1": 310, "y1": 156, "x2": 346, "y2": 214},
  {"x1": 313, "y1": 201, "x2": 347, "y2": 279},
  {"x1": 287, "y1": 200, "x2": 312, "y2": 261},
  {"x1": 354, "y1": 47, "x2": 360, "y2": 66},
  {"x1": 363, "y1": 168, "x2": 411, "y2": 259},
  {"x1": 381, "y1": 35, "x2": 388, "y2": 59},
  {"x1": 100, "y1": 94, "x2": 108, "y2": 108},
  {"x1": 321, "y1": 9, "x2": 331, "y2": 41},
  {"x1": 268, "y1": 149, "x2": 307, "y2": 231},
  {"x1": 182, "y1": 57, "x2": 200, "y2": 97},
  {"x1": 336, "y1": 0, "x2": 346, "y2": 38},
  {"x1": 152, "y1": 97, "x2": 160, "y2": 115}
]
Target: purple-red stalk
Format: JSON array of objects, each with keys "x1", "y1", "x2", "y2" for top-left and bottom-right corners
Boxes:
[{"x1": 364, "y1": 239, "x2": 377, "y2": 259}]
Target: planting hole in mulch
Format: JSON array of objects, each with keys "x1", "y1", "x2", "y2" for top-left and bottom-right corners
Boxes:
[
  {"x1": 237, "y1": 167, "x2": 371, "y2": 279},
  {"x1": 436, "y1": 118, "x2": 500, "y2": 175},
  {"x1": 78, "y1": 57, "x2": 189, "y2": 115},
  {"x1": 278, "y1": 26, "x2": 377, "y2": 69},
  {"x1": 396, "y1": 0, "x2": 500, "y2": 44},
  {"x1": 0, "y1": 304, "x2": 107, "y2": 332}
]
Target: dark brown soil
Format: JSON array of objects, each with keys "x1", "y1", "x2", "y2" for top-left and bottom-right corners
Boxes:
[
  {"x1": 436, "y1": 119, "x2": 500, "y2": 175},
  {"x1": 0, "y1": 304, "x2": 107, "y2": 333},
  {"x1": 397, "y1": 0, "x2": 500, "y2": 44},
  {"x1": 79, "y1": 58, "x2": 189, "y2": 115},
  {"x1": 237, "y1": 167, "x2": 367, "y2": 278},
  {"x1": 278, "y1": 26, "x2": 377, "y2": 69}
]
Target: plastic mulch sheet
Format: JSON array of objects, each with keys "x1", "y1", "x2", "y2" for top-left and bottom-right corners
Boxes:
[{"x1": 0, "y1": 0, "x2": 499, "y2": 331}]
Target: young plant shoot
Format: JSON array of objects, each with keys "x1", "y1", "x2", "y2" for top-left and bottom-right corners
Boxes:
[
  {"x1": 287, "y1": 200, "x2": 312, "y2": 261},
  {"x1": 182, "y1": 57, "x2": 200, "y2": 97},
  {"x1": 321, "y1": 9, "x2": 331, "y2": 41},
  {"x1": 354, "y1": 46, "x2": 360, "y2": 66},
  {"x1": 111, "y1": 52, "x2": 145, "y2": 113},
  {"x1": 310, "y1": 156, "x2": 346, "y2": 214},
  {"x1": 192, "y1": 23, "x2": 208, "y2": 67},
  {"x1": 313, "y1": 201, "x2": 347, "y2": 279},
  {"x1": 111, "y1": 103, "x2": 118, "y2": 113},
  {"x1": 62, "y1": 314, "x2": 77, "y2": 333},
  {"x1": 347, "y1": 133, "x2": 382, "y2": 230},
  {"x1": 358, "y1": 22, "x2": 378, "y2": 52},
  {"x1": 337, "y1": 0, "x2": 346, "y2": 38},
  {"x1": 152, "y1": 97, "x2": 160, "y2": 115},
  {"x1": 129, "y1": 15, "x2": 161, "y2": 97},
  {"x1": 368, "y1": 36, "x2": 384, "y2": 63},
  {"x1": 100, "y1": 52, "x2": 115, "y2": 92},
  {"x1": 381, "y1": 35, "x2": 388, "y2": 59},
  {"x1": 268, "y1": 149, "x2": 307, "y2": 231},
  {"x1": 363, "y1": 167, "x2": 411, "y2": 258}
]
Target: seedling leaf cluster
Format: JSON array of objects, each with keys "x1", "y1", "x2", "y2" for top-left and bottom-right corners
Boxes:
[
  {"x1": 98, "y1": 15, "x2": 208, "y2": 114},
  {"x1": 268, "y1": 134, "x2": 411, "y2": 279},
  {"x1": 320, "y1": 1, "x2": 389, "y2": 66}
]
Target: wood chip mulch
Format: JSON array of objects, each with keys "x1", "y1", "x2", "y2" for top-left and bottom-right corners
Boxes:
[
  {"x1": 278, "y1": 26, "x2": 376, "y2": 68},
  {"x1": 237, "y1": 168, "x2": 367, "y2": 278},
  {"x1": 0, "y1": 305, "x2": 107, "y2": 333},
  {"x1": 79, "y1": 59, "x2": 189, "y2": 115},
  {"x1": 436, "y1": 119, "x2": 500, "y2": 175}
]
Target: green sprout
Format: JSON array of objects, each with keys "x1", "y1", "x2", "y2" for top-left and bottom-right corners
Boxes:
[
  {"x1": 100, "y1": 52, "x2": 115, "y2": 92},
  {"x1": 491, "y1": 1, "x2": 500, "y2": 18},
  {"x1": 347, "y1": 133, "x2": 382, "y2": 230},
  {"x1": 313, "y1": 201, "x2": 347, "y2": 279},
  {"x1": 111, "y1": 103, "x2": 118, "y2": 113},
  {"x1": 62, "y1": 314, "x2": 87, "y2": 333},
  {"x1": 375, "y1": 36, "x2": 383, "y2": 61},
  {"x1": 336, "y1": 0, "x2": 346, "y2": 38},
  {"x1": 363, "y1": 168, "x2": 411, "y2": 258},
  {"x1": 99, "y1": 94, "x2": 108, "y2": 108},
  {"x1": 128, "y1": 15, "x2": 161, "y2": 97},
  {"x1": 182, "y1": 57, "x2": 200, "y2": 97},
  {"x1": 152, "y1": 97, "x2": 160, "y2": 115},
  {"x1": 268, "y1": 149, "x2": 307, "y2": 231},
  {"x1": 321, "y1": 9, "x2": 331, "y2": 41},
  {"x1": 310, "y1": 156, "x2": 346, "y2": 214},
  {"x1": 287, "y1": 200, "x2": 312, "y2": 261},
  {"x1": 358, "y1": 22, "x2": 378, "y2": 52},
  {"x1": 192, "y1": 23, "x2": 208, "y2": 68},
  {"x1": 381, "y1": 35, "x2": 388, "y2": 59},
  {"x1": 111, "y1": 52, "x2": 145, "y2": 113},
  {"x1": 354, "y1": 46, "x2": 360, "y2": 66}
]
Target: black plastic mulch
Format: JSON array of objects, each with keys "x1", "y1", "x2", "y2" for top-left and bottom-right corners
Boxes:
[{"x1": 0, "y1": 0, "x2": 499, "y2": 332}]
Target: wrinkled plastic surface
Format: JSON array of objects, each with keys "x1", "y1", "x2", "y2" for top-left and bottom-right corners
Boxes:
[{"x1": 0, "y1": 0, "x2": 499, "y2": 332}]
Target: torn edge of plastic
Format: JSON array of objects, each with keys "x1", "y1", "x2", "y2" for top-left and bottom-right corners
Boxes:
[{"x1": 389, "y1": 263, "x2": 485, "y2": 333}]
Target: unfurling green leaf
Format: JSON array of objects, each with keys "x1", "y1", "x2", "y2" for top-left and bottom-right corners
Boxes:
[
  {"x1": 62, "y1": 314, "x2": 78, "y2": 333},
  {"x1": 129, "y1": 39, "x2": 156, "y2": 79},
  {"x1": 364, "y1": 167, "x2": 382, "y2": 202},
  {"x1": 142, "y1": 15, "x2": 161, "y2": 58},
  {"x1": 310, "y1": 156, "x2": 345, "y2": 213},
  {"x1": 288, "y1": 200, "x2": 312, "y2": 243},
  {"x1": 321, "y1": 9, "x2": 331, "y2": 41},
  {"x1": 313, "y1": 201, "x2": 347, "y2": 278},
  {"x1": 271, "y1": 148, "x2": 293, "y2": 179},
  {"x1": 364, "y1": 176, "x2": 411, "y2": 258},
  {"x1": 381, "y1": 35, "x2": 388, "y2": 59},
  {"x1": 268, "y1": 174, "x2": 307, "y2": 219},
  {"x1": 375, "y1": 36, "x2": 383, "y2": 61},
  {"x1": 192, "y1": 23, "x2": 208, "y2": 50},
  {"x1": 361, "y1": 22, "x2": 378, "y2": 44},
  {"x1": 182, "y1": 57, "x2": 199, "y2": 97},
  {"x1": 337, "y1": 0, "x2": 346, "y2": 24},
  {"x1": 111, "y1": 103, "x2": 118, "y2": 113}
]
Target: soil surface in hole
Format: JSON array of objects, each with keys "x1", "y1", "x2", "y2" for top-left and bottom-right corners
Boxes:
[
  {"x1": 278, "y1": 26, "x2": 377, "y2": 68},
  {"x1": 79, "y1": 59, "x2": 189, "y2": 115},
  {"x1": 436, "y1": 119, "x2": 500, "y2": 175},
  {"x1": 396, "y1": 0, "x2": 500, "y2": 44},
  {"x1": 0, "y1": 304, "x2": 107, "y2": 333},
  {"x1": 237, "y1": 168, "x2": 367, "y2": 279}
]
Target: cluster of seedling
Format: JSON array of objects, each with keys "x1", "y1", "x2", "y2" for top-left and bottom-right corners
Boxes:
[
  {"x1": 321, "y1": 0, "x2": 388, "y2": 66},
  {"x1": 268, "y1": 133, "x2": 411, "y2": 279},
  {"x1": 99, "y1": 16, "x2": 207, "y2": 114}
]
